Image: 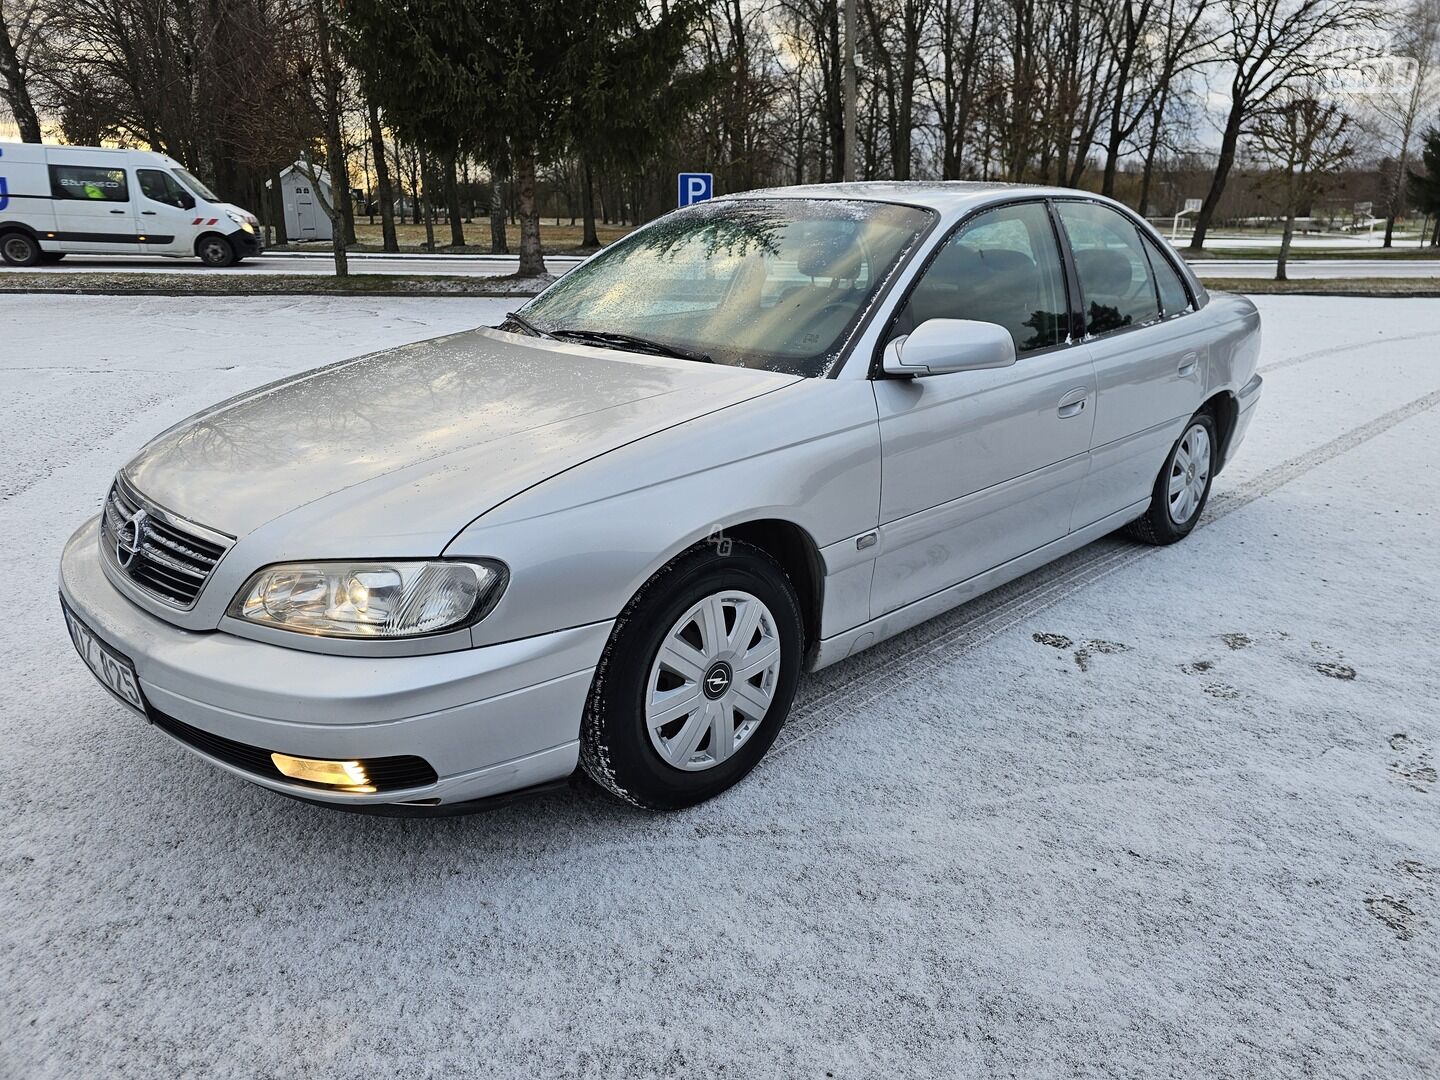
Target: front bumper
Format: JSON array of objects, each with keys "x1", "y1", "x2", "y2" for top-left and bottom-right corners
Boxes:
[
  {"x1": 60, "y1": 517, "x2": 609, "y2": 807},
  {"x1": 231, "y1": 228, "x2": 264, "y2": 257}
]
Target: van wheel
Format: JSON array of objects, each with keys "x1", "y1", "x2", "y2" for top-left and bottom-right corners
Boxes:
[
  {"x1": 1, "y1": 232, "x2": 41, "y2": 267},
  {"x1": 196, "y1": 235, "x2": 236, "y2": 267}
]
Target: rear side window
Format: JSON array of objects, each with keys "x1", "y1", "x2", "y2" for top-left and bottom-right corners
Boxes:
[
  {"x1": 895, "y1": 201, "x2": 1069, "y2": 354},
  {"x1": 1055, "y1": 201, "x2": 1160, "y2": 336},
  {"x1": 49, "y1": 164, "x2": 130, "y2": 202},
  {"x1": 137, "y1": 169, "x2": 192, "y2": 208},
  {"x1": 1137, "y1": 230, "x2": 1192, "y2": 317}
]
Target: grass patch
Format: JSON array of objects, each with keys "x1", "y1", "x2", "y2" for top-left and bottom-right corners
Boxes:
[
  {"x1": 269, "y1": 220, "x2": 635, "y2": 254},
  {"x1": 0, "y1": 271, "x2": 549, "y2": 298},
  {"x1": 1204, "y1": 277, "x2": 1440, "y2": 297}
]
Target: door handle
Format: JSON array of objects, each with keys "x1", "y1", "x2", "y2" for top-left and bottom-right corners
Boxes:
[
  {"x1": 141, "y1": 210, "x2": 157, "y2": 216},
  {"x1": 1177, "y1": 353, "x2": 1199, "y2": 377},
  {"x1": 109, "y1": 209, "x2": 125, "y2": 214},
  {"x1": 1057, "y1": 387, "x2": 1089, "y2": 418}
]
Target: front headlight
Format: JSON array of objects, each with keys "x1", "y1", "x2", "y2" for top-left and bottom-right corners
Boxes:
[
  {"x1": 226, "y1": 211, "x2": 256, "y2": 233},
  {"x1": 229, "y1": 560, "x2": 507, "y2": 638}
]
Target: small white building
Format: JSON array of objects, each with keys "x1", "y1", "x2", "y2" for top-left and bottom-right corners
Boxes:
[{"x1": 269, "y1": 162, "x2": 334, "y2": 241}]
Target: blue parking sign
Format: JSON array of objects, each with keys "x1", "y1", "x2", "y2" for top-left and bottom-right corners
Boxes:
[{"x1": 678, "y1": 172, "x2": 713, "y2": 208}]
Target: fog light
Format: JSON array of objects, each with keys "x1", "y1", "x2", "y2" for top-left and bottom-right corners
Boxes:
[{"x1": 271, "y1": 752, "x2": 375, "y2": 792}]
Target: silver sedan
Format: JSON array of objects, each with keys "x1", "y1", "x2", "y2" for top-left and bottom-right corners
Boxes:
[{"x1": 59, "y1": 183, "x2": 1263, "y2": 812}]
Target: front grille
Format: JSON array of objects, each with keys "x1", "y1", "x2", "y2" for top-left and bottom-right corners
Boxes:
[
  {"x1": 150, "y1": 708, "x2": 439, "y2": 793},
  {"x1": 100, "y1": 477, "x2": 231, "y2": 609}
]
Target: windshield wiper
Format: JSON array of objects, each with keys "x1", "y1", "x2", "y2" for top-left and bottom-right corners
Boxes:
[
  {"x1": 550, "y1": 328, "x2": 713, "y2": 364},
  {"x1": 503, "y1": 310, "x2": 556, "y2": 339}
]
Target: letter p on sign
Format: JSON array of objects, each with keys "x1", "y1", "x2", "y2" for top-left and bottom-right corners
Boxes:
[{"x1": 678, "y1": 172, "x2": 713, "y2": 208}]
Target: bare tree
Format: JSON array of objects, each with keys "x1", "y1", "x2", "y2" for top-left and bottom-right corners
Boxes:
[
  {"x1": 1188, "y1": 0, "x2": 1380, "y2": 250},
  {"x1": 0, "y1": 0, "x2": 47, "y2": 141},
  {"x1": 1251, "y1": 92, "x2": 1356, "y2": 277},
  {"x1": 1370, "y1": 0, "x2": 1440, "y2": 245}
]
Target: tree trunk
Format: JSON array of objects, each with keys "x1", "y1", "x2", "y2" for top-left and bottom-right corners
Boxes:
[
  {"x1": 0, "y1": 16, "x2": 42, "y2": 143},
  {"x1": 314, "y1": 2, "x2": 348, "y2": 276},
  {"x1": 269, "y1": 166, "x2": 288, "y2": 246},
  {"x1": 1189, "y1": 105, "x2": 1244, "y2": 251},
  {"x1": 515, "y1": 146, "x2": 547, "y2": 277},
  {"x1": 444, "y1": 152, "x2": 464, "y2": 247},
  {"x1": 367, "y1": 101, "x2": 398, "y2": 253},
  {"x1": 419, "y1": 155, "x2": 435, "y2": 250},
  {"x1": 489, "y1": 167, "x2": 508, "y2": 254},
  {"x1": 581, "y1": 155, "x2": 599, "y2": 249}
]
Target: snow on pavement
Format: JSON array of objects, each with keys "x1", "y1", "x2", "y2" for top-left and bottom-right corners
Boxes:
[{"x1": 1, "y1": 295, "x2": 1437, "y2": 1078}]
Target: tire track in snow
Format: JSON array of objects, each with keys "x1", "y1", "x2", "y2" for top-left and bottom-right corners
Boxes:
[
  {"x1": 1259, "y1": 328, "x2": 1440, "y2": 374},
  {"x1": 771, "y1": 383, "x2": 1440, "y2": 758}
]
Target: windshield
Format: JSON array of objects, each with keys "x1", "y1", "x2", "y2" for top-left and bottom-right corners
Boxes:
[
  {"x1": 518, "y1": 198, "x2": 933, "y2": 377},
  {"x1": 171, "y1": 167, "x2": 219, "y2": 202}
]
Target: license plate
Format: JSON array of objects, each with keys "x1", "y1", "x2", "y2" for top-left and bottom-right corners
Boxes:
[{"x1": 61, "y1": 599, "x2": 147, "y2": 715}]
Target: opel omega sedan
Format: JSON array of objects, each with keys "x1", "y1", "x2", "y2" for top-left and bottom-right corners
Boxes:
[{"x1": 60, "y1": 183, "x2": 1263, "y2": 812}]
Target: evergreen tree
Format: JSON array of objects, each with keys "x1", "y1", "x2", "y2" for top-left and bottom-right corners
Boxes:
[{"x1": 339, "y1": 0, "x2": 703, "y2": 275}]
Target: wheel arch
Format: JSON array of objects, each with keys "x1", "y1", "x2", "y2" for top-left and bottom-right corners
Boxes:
[
  {"x1": 193, "y1": 230, "x2": 234, "y2": 258},
  {"x1": 720, "y1": 518, "x2": 825, "y2": 662},
  {"x1": 1202, "y1": 390, "x2": 1239, "y2": 474}
]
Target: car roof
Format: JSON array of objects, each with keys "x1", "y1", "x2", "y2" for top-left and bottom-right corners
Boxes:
[{"x1": 716, "y1": 181, "x2": 1086, "y2": 214}]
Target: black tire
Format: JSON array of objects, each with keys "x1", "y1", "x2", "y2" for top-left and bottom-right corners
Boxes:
[
  {"x1": 1127, "y1": 410, "x2": 1217, "y2": 545},
  {"x1": 1, "y1": 231, "x2": 41, "y2": 267},
  {"x1": 196, "y1": 234, "x2": 237, "y2": 267},
  {"x1": 38, "y1": 252, "x2": 65, "y2": 264},
  {"x1": 580, "y1": 540, "x2": 805, "y2": 811}
]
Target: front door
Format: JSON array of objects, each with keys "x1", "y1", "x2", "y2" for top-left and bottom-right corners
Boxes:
[
  {"x1": 136, "y1": 167, "x2": 198, "y2": 255},
  {"x1": 869, "y1": 200, "x2": 1096, "y2": 618},
  {"x1": 47, "y1": 156, "x2": 139, "y2": 253}
]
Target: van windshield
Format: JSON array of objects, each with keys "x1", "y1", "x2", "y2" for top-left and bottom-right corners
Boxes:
[
  {"x1": 515, "y1": 198, "x2": 933, "y2": 378},
  {"x1": 172, "y1": 168, "x2": 219, "y2": 202}
]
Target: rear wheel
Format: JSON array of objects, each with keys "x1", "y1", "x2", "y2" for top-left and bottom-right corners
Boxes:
[
  {"x1": 1127, "y1": 411, "x2": 1217, "y2": 545},
  {"x1": 580, "y1": 540, "x2": 804, "y2": 810},
  {"x1": 1, "y1": 232, "x2": 41, "y2": 267},
  {"x1": 196, "y1": 234, "x2": 237, "y2": 267}
]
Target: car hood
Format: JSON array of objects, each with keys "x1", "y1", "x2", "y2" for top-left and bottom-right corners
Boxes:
[{"x1": 125, "y1": 327, "x2": 798, "y2": 553}]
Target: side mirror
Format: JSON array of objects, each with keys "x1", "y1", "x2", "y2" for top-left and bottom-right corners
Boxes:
[
  {"x1": 882, "y1": 318, "x2": 1017, "y2": 377},
  {"x1": 178, "y1": 192, "x2": 196, "y2": 210}
]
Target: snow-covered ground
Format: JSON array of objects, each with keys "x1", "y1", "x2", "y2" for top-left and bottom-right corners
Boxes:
[{"x1": 2, "y1": 294, "x2": 1438, "y2": 1078}]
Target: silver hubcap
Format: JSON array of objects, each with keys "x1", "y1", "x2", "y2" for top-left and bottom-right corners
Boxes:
[
  {"x1": 1168, "y1": 422, "x2": 1212, "y2": 525},
  {"x1": 4, "y1": 237, "x2": 31, "y2": 262},
  {"x1": 645, "y1": 590, "x2": 782, "y2": 772}
]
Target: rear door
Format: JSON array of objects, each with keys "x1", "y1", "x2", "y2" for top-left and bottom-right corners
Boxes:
[
  {"x1": 869, "y1": 199, "x2": 1096, "y2": 618},
  {"x1": 1053, "y1": 200, "x2": 1207, "y2": 524},
  {"x1": 46, "y1": 153, "x2": 140, "y2": 252}
]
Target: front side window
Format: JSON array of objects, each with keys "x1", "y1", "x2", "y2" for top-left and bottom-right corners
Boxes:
[
  {"x1": 892, "y1": 201, "x2": 1069, "y2": 354},
  {"x1": 517, "y1": 198, "x2": 933, "y2": 377},
  {"x1": 1055, "y1": 201, "x2": 1161, "y2": 336},
  {"x1": 137, "y1": 169, "x2": 193, "y2": 208},
  {"x1": 171, "y1": 167, "x2": 219, "y2": 202},
  {"x1": 49, "y1": 164, "x2": 129, "y2": 202}
]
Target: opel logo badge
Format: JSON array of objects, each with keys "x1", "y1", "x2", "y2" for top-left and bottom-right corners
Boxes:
[
  {"x1": 116, "y1": 507, "x2": 147, "y2": 568},
  {"x1": 702, "y1": 661, "x2": 733, "y2": 700}
]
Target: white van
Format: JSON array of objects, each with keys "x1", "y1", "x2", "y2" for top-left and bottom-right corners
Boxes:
[{"x1": 0, "y1": 142, "x2": 262, "y2": 267}]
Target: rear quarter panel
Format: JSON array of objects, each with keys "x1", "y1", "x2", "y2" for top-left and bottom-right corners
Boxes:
[{"x1": 0, "y1": 144, "x2": 57, "y2": 235}]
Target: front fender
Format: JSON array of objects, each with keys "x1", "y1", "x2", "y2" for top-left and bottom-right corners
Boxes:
[{"x1": 446, "y1": 379, "x2": 883, "y2": 647}]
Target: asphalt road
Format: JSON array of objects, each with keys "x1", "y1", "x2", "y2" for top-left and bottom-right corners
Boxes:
[{"x1": 3, "y1": 249, "x2": 1436, "y2": 280}]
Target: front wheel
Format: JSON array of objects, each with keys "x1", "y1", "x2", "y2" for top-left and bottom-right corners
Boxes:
[
  {"x1": 580, "y1": 541, "x2": 804, "y2": 810},
  {"x1": 1127, "y1": 411, "x2": 1217, "y2": 545},
  {"x1": 1, "y1": 232, "x2": 41, "y2": 266},
  {"x1": 196, "y1": 234, "x2": 237, "y2": 267}
]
